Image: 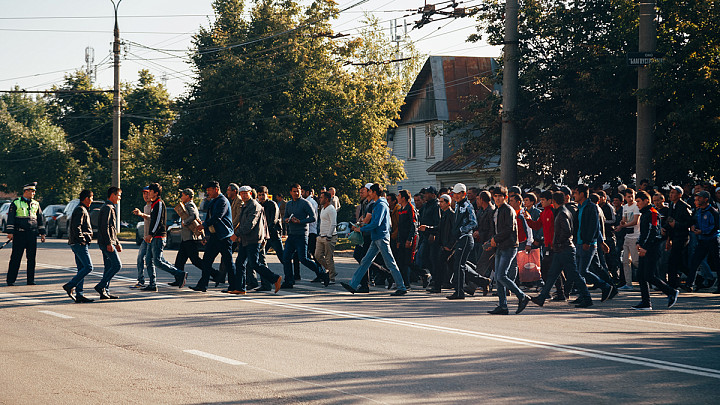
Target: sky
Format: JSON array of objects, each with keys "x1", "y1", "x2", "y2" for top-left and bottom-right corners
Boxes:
[{"x1": 0, "y1": 0, "x2": 500, "y2": 99}]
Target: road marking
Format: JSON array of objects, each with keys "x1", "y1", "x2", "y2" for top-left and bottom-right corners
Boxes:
[
  {"x1": 238, "y1": 297, "x2": 720, "y2": 380},
  {"x1": 183, "y1": 349, "x2": 247, "y2": 365},
  {"x1": 39, "y1": 310, "x2": 74, "y2": 319},
  {"x1": 0, "y1": 292, "x2": 44, "y2": 304}
]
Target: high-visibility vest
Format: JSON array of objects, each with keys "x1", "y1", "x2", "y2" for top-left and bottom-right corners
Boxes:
[{"x1": 13, "y1": 198, "x2": 40, "y2": 219}]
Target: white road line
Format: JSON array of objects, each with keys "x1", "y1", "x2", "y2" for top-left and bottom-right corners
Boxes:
[
  {"x1": 237, "y1": 296, "x2": 720, "y2": 380},
  {"x1": 0, "y1": 292, "x2": 44, "y2": 304},
  {"x1": 183, "y1": 349, "x2": 246, "y2": 365},
  {"x1": 39, "y1": 310, "x2": 74, "y2": 319}
]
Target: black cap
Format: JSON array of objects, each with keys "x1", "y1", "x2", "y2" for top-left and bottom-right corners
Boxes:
[
  {"x1": 204, "y1": 180, "x2": 220, "y2": 189},
  {"x1": 559, "y1": 185, "x2": 572, "y2": 196},
  {"x1": 509, "y1": 186, "x2": 522, "y2": 195},
  {"x1": 696, "y1": 190, "x2": 711, "y2": 199},
  {"x1": 424, "y1": 186, "x2": 438, "y2": 196}
]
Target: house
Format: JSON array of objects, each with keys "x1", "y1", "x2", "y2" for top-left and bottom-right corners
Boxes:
[{"x1": 388, "y1": 56, "x2": 500, "y2": 194}]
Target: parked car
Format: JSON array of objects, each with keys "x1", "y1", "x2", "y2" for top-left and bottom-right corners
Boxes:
[
  {"x1": 42, "y1": 204, "x2": 66, "y2": 236},
  {"x1": 336, "y1": 221, "x2": 352, "y2": 238},
  {"x1": 55, "y1": 199, "x2": 105, "y2": 238},
  {"x1": 135, "y1": 207, "x2": 184, "y2": 248},
  {"x1": 166, "y1": 210, "x2": 207, "y2": 250},
  {"x1": 0, "y1": 202, "x2": 11, "y2": 232}
]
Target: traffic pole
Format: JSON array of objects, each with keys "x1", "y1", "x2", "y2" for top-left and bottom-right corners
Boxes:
[
  {"x1": 500, "y1": 0, "x2": 519, "y2": 186},
  {"x1": 636, "y1": 1, "x2": 657, "y2": 184},
  {"x1": 111, "y1": 0, "x2": 122, "y2": 227}
]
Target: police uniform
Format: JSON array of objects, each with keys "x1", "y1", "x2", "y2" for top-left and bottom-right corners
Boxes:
[{"x1": 6, "y1": 182, "x2": 45, "y2": 285}]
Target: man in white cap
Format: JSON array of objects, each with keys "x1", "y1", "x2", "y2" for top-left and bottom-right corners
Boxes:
[
  {"x1": 446, "y1": 184, "x2": 478, "y2": 300},
  {"x1": 5, "y1": 182, "x2": 46, "y2": 286}
]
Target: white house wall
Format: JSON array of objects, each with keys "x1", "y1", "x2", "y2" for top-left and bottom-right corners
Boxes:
[{"x1": 391, "y1": 123, "x2": 445, "y2": 194}]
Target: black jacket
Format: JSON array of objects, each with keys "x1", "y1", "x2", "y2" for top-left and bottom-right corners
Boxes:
[
  {"x1": 573, "y1": 199, "x2": 600, "y2": 245},
  {"x1": 492, "y1": 202, "x2": 518, "y2": 250},
  {"x1": 439, "y1": 208, "x2": 455, "y2": 249},
  {"x1": 665, "y1": 199, "x2": 692, "y2": 241},
  {"x1": 69, "y1": 204, "x2": 92, "y2": 245},
  {"x1": 599, "y1": 202, "x2": 616, "y2": 244},
  {"x1": 637, "y1": 204, "x2": 662, "y2": 249},
  {"x1": 262, "y1": 199, "x2": 281, "y2": 239},
  {"x1": 419, "y1": 198, "x2": 441, "y2": 242},
  {"x1": 475, "y1": 203, "x2": 496, "y2": 245},
  {"x1": 397, "y1": 203, "x2": 417, "y2": 245},
  {"x1": 552, "y1": 205, "x2": 574, "y2": 252},
  {"x1": 97, "y1": 201, "x2": 118, "y2": 247},
  {"x1": 148, "y1": 198, "x2": 167, "y2": 238}
]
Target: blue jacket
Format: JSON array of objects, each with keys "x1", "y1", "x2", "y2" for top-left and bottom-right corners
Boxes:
[
  {"x1": 360, "y1": 197, "x2": 391, "y2": 241},
  {"x1": 452, "y1": 197, "x2": 478, "y2": 240},
  {"x1": 203, "y1": 193, "x2": 233, "y2": 240},
  {"x1": 694, "y1": 205, "x2": 720, "y2": 240},
  {"x1": 283, "y1": 198, "x2": 316, "y2": 236}
]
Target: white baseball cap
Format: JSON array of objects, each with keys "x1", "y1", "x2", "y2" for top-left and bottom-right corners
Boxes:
[
  {"x1": 439, "y1": 194, "x2": 452, "y2": 203},
  {"x1": 364, "y1": 183, "x2": 374, "y2": 190},
  {"x1": 452, "y1": 183, "x2": 467, "y2": 193}
]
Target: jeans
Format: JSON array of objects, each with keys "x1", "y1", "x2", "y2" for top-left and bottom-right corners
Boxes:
[
  {"x1": 638, "y1": 243, "x2": 675, "y2": 305},
  {"x1": 237, "y1": 243, "x2": 281, "y2": 291},
  {"x1": 452, "y1": 235, "x2": 474, "y2": 295},
  {"x1": 493, "y1": 247, "x2": 526, "y2": 309},
  {"x1": 149, "y1": 238, "x2": 184, "y2": 284},
  {"x1": 577, "y1": 245, "x2": 612, "y2": 291},
  {"x1": 537, "y1": 247, "x2": 590, "y2": 303},
  {"x1": 349, "y1": 238, "x2": 406, "y2": 291},
  {"x1": 68, "y1": 244, "x2": 93, "y2": 295},
  {"x1": 264, "y1": 235, "x2": 285, "y2": 264},
  {"x1": 197, "y1": 236, "x2": 236, "y2": 290},
  {"x1": 136, "y1": 240, "x2": 153, "y2": 284},
  {"x1": 687, "y1": 236, "x2": 720, "y2": 287},
  {"x1": 283, "y1": 234, "x2": 324, "y2": 285},
  {"x1": 97, "y1": 246, "x2": 122, "y2": 291}
]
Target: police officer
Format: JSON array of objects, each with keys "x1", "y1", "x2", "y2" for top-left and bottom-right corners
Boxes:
[{"x1": 6, "y1": 182, "x2": 46, "y2": 286}]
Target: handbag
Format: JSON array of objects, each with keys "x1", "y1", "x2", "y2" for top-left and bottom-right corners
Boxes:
[
  {"x1": 518, "y1": 249, "x2": 542, "y2": 282},
  {"x1": 348, "y1": 230, "x2": 364, "y2": 246}
]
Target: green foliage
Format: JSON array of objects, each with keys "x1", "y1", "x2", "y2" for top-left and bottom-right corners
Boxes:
[
  {"x1": 461, "y1": 0, "x2": 720, "y2": 186},
  {"x1": 163, "y1": 0, "x2": 417, "y2": 204},
  {"x1": 0, "y1": 96, "x2": 81, "y2": 204}
]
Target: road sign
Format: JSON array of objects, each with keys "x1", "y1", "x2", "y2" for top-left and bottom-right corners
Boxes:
[{"x1": 627, "y1": 52, "x2": 664, "y2": 66}]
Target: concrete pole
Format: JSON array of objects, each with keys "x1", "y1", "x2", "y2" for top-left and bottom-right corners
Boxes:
[
  {"x1": 501, "y1": 0, "x2": 519, "y2": 186},
  {"x1": 636, "y1": 1, "x2": 657, "y2": 184},
  {"x1": 111, "y1": 0, "x2": 122, "y2": 226}
]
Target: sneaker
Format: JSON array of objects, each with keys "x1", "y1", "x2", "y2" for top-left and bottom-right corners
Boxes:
[
  {"x1": 129, "y1": 282, "x2": 145, "y2": 289},
  {"x1": 142, "y1": 285, "x2": 158, "y2": 292},
  {"x1": 668, "y1": 289, "x2": 679, "y2": 308},
  {"x1": 631, "y1": 302, "x2": 652, "y2": 310},
  {"x1": 618, "y1": 285, "x2": 634, "y2": 291}
]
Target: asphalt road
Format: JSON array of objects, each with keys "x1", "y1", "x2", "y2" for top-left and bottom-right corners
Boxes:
[{"x1": 1, "y1": 238, "x2": 718, "y2": 404}]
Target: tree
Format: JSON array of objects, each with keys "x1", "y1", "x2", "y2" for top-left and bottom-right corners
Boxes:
[
  {"x1": 163, "y1": 0, "x2": 417, "y2": 211},
  {"x1": 459, "y1": 0, "x2": 719, "y2": 186},
  {"x1": 0, "y1": 95, "x2": 81, "y2": 204}
]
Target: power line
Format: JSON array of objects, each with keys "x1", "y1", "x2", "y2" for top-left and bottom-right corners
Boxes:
[{"x1": 0, "y1": 14, "x2": 216, "y2": 20}]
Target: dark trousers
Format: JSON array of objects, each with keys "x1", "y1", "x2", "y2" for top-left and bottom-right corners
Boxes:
[
  {"x1": 283, "y1": 234, "x2": 323, "y2": 285},
  {"x1": 237, "y1": 243, "x2": 280, "y2": 291},
  {"x1": 687, "y1": 236, "x2": 720, "y2": 287},
  {"x1": 197, "y1": 237, "x2": 236, "y2": 290},
  {"x1": 538, "y1": 247, "x2": 590, "y2": 303},
  {"x1": 175, "y1": 240, "x2": 204, "y2": 271},
  {"x1": 7, "y1": 231, "x2": 37, "y2": 284},
  {"x1": 452, "y1": 235, "x2": 474, "y2": 295},
  {"x1": 638, "y1": 244, "x2": 675, "y2": 305},
  {"x1": 424, "y1": 240, "x2": 442, "y2": 286},
  {"x1": 541, "y1": 250, "x2": 566, "y2": 297},
  {"x1": 264, "y1": 235, "x2": 284, "y2": 264},
  {"x1": 667, "y1": 237, "x2": 688, "y2": 288},
  {"x1": 396, "y1": 243, "x2": 413, "y2": 287}
]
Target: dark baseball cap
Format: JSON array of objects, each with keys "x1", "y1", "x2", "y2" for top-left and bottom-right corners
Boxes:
[
  {"x1": 424, "y1": 186, "x2": 438, "y2": 196},
  {"x1": 204, "y1": 180, "x2": 220, "y2": 189},
  {"x1": 696, "y1": 190, "x2": 711, "y2": 199},
  {"x1": 559, "y1": 185, "x2": 572, "y2": 196}
]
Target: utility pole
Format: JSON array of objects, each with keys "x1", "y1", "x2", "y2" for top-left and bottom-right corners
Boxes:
[
  {"x1": 390, "y1": 19, "x2": 407, "y2": 76},
  {"x1": 111, "y1": 0, "x2": 122, "y2": 227},
  {"x1": 500, "y1": 0, "x2": 519, "y2": 186},
  {"x1": 85, "y1": 46, "x2": 95, "y2": 84},
  {"x1": 636, "y1": 1, "x2": 657, "y2": 184}
]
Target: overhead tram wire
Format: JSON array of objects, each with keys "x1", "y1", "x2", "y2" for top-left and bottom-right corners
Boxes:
[{"x1": 0, "y1": 14, "x2": 218, "y2": 20}]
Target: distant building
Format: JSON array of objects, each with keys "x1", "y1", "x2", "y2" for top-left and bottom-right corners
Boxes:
[{"x1": 388, "y1": 56, "x2": 500, "y2": 194}]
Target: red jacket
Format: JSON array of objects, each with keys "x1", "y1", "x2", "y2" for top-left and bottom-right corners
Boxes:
[{"x1": 527, "y1": 207, "x2": 555, "y2": 248}]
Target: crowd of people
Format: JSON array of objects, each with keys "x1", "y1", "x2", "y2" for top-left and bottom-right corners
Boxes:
[{"x1": 4, "y1": 179, "x2": 720, "y2": 314}]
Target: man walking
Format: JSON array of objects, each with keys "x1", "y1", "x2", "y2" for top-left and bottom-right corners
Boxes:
[
  {"x1": 685, "y1": 190, "x2": 720, "y2": 293},
  {"x1": 316, "y1": 191, "x2": 338, "y2": 283},
  {"x1": 131, "y1": 187, "x2": 153, "y2": 288},
  {"x1": 231, "y1": 186, "x2": 283, "y2": 294},
  {"x1": 447, "y1": 184, "x2": 478, "y2": 300},
  {"x1": 5, "y1": 182, "x2": 45, "y2": 286},
  {"x1": 94, "y1": 187, "x2": 123, "y2": 299},
  {"x1": 173, "y1": 189, "x2": 205, "y2": 278},
  {"x1": 191, "y1": 181, "x2": 237, "y2": 292},
  {"x1": 62, "y1": 190, "x2": 95, "y2": 303},
  {"x1": 144, "y1": 183, "x2": 187, "y2": 291},
  {"x1": 487, "y1": 187, "x2": 531, "y2": 315},
  {"x1": 665, "y1": 186, "x2": 692, "y2": 289},
  {"x1": 281, "y1": 184, "x2": 329, "y2": 288},
  {"x1": 341, "y1": 184, "x2": 407, "y2": 296},
  {"x1": 396, "y1": 190, "x2": 418, "y2": 288}
]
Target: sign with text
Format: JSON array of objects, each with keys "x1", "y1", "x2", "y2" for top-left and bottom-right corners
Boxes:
[{"x1": 627, "y1": 52, "x2": 664, "y2": 66}]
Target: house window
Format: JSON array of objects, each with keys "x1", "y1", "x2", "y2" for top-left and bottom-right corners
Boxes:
[
  {"x1": 407, "y1": 127, "x2": 416, "y2": 160},
  {"x1": 426, "y1": 128, "x2": 435, "y2": 159}
]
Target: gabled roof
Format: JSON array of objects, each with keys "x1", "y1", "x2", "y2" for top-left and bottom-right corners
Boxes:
[
  {"x1": 427, "y1": 151, "x2": 499, "y2": 174},
  {"x1": 398, "y1": 56, "x2": 496, "y2": 125}
]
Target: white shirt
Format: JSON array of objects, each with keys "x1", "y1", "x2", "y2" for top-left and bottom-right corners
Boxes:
[
  {"x1": 319, "y1": 204, "x2": 337, "y2": 238},
  {"x1": 623, "y1": 202, "x2": 641, "y2": 239},
  {"x1": 306, "y1": 195, "x2": 319, "y2": 234}
]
